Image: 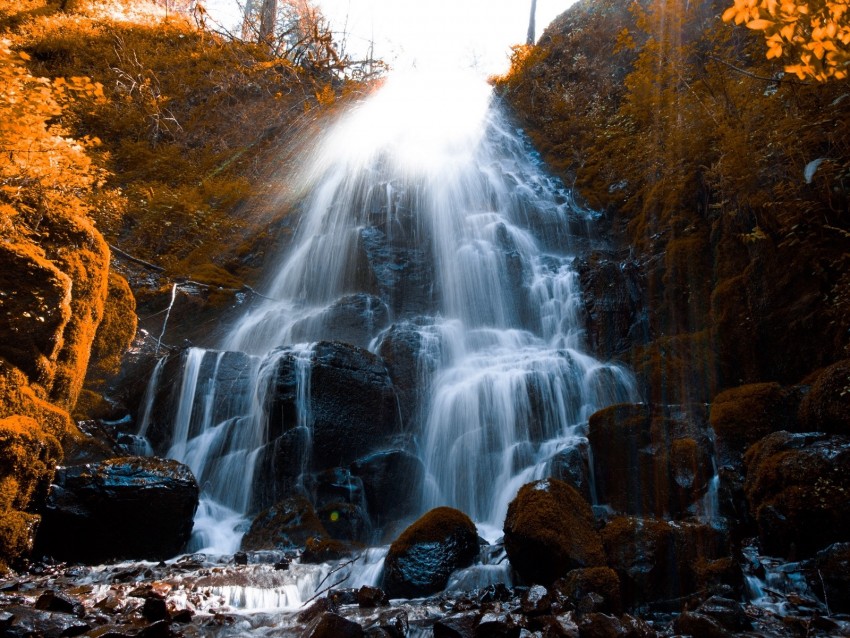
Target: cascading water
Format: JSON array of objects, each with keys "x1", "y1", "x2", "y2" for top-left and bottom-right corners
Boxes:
[{"x1": 140, "y1": 69, "x2": 638, "y2": 568}]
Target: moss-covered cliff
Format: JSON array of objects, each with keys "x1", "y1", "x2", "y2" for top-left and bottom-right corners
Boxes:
[{"x1": 496, "y1": 0, "x2": 850, "y2": 400}]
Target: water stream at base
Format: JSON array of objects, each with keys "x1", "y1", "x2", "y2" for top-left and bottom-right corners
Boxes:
[{"x1": 138, "y1": 69, "x2": 639, "y2": 593}]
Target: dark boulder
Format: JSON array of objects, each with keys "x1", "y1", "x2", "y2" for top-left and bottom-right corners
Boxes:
[
  {"x1": 301, "y1": 537, "x2": 358, "y2": 563},
  {"x1": 0, "y1": 605, "x2": 90, "y2": 638},
  {"x1": 812, "y1": 542, "x2": 850, "y2": 613},
  {"x1": 241, "y1": 496, "x2": 327, "y2": 551},
  {"x1": 709, "y1": 382, "x2": 803, "y2": 466},
  {"x1": 744, "y1": 431, "x2": 850, "y2": 558},
  {"x1": 268, "y1": 341, "x2": 401, "y2": 471},
  {"x1": 301, "y1": 612, "x2": 364, "y2": 638},
  {"x1": 433, "y1": 611, "x2": 479, "y2": 638},
  {"x1": 672, "y1": 596, "x2": 752, "y2": 637},
  {"x1": 576, "y1": 613, "x2": 656, "y2": 638},
  {"x1": 555, "y1": 567, "x2": 622, "y2": 615},
  {"x1": 503, "y1": 479, "x2": 605, "y2": 586},
  {"x1": 376, "y1": 319, "x2": 436, "y2": 427},
  {"x1": 142, "y1": 349, "x2": 254, "y2": 455},
  {"x1": 35, "y1": 457, "x2": 198, "y2": 563},
  {"x1": 351, "y1": 449, "x2": 425, "y2": 532},
  {"x1": 601, "y1": 516, "x2": 733, "y2": 609},
  {"x1": 798, "y1": 359, "x2": 850, "y2": 435},
  {"x1": 357, "y1": 585, "x2": 389, "y2": 608},
  {"x1": 289, "y1": 293, "x2": 390, "y2": 349},
  {"x1": 587, "y1": 403, "x2": 715, "y2": 518},
  {"x1": 357, "y1": 225, "x2": 437, "y2": 317},
  {"x1": 382, "y1": 506, "x2": 479, "y2": 598},
  {"x1": 575, "y1": 252, "x2": 647, "y2": 360},
  {"x1": 547, "y1": 442, "x2": 593, "y2": 503}
]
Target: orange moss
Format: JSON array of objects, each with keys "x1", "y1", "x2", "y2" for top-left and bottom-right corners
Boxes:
[
  {"x1": 504, "y1": 479, "x2": 605, "y2": 585},
  {"x1": 630, "y1": 331, "x2": 717, "y2": 405},
  {"x1": 389, "y1": 506, "x2": 476, "y2": 555},
  {"x1": 710, "y1": 382, "x2": 797, "y2": 460},
  {"x1": 0, "y1": 415, "x2": 62, "y2": 570}
]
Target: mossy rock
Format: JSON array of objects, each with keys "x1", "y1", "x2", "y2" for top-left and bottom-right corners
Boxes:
[
  {"x1": 710, "y1": 382, "x2": 803, "y2": 466},
  {"x1": 798, "y1": 359, "x2": 850, "y2": 435},
  {"x1": 556, "y1": 566, "x2": 622, "y2": 614},
  {"x1": 504, "y1": 479, "x2": 604, "y2": 586},
  {"x1": 601, "y1": 515, "x2": 731, "y2": 609},
  {"x1": 241, "y1": 496, "x2": 327, "y2": 552},
  {"x1": 744, "y1": 431, "x2": 850, "y2": 558},
  {"x1": 382, "y1": 506, "x2": 479, "y2": 598}
]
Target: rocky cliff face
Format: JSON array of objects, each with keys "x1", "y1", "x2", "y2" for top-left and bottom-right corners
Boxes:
[{"x1": 0, "y1": 126, "x2": 137, "y2": 571}]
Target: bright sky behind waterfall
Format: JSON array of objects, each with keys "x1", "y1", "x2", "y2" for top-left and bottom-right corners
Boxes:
[{"x1": 202, "y1": 0, "x2": 577, "y2": 76}]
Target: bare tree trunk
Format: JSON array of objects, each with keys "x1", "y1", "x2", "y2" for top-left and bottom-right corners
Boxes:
[
  {"x1": 526, "y1": 0, "x2": 537, "y2": 45},
  {"x1": 259, "y1": 0, "x2": 278, "y2": 44}
]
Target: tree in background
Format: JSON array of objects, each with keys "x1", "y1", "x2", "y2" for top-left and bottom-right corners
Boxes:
[
  {"x1": 723, "y1": 0, "x2": 850, "y2": 80},
  {"x1": 527, "y1": 0, "x2": 538, "y2": 44}
]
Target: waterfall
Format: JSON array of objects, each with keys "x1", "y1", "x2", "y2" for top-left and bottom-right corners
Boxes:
[{"x1": 139, "y1": 69, "x2": 638, "y2": 554}]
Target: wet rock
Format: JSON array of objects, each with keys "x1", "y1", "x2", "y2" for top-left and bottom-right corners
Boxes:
[
  {"x1": 744, "y1": 431, "x2": 850, "y2": 558},
  {"x1": 504, "y1": 479, "x2": 605, "y2": 586},
  {"x1": 143, "y1": 349, "x2": 254, "y2": 454},
  {"x1": 296, "y1": 597, "x2": 338, "y2": 625},
  {"x1": 241, "y1": 496, "x2": 327, "y2": 551},
  {"x1": 382, "y1": 506, "x2": 479, "y2": 598},
  {"x1": 267, "y1": 341, "x2": 401, "y2": 474},
  {"x1": 521, "y1": 584, "x2": 552, "y2": 615},
  {"x1": 434, "y1": 611, "x2": 480, "y2": 638},
  {"x1": 813, "y1": 542, "x2": 850, "y2": 613},
  {"x1": 587, "y1": 403, "x2": 715, "y2": 518},
  {"x1": 316, "y1": 501, "x2": 370, "y2": 543},
  {"x1": 35, "y1": 457, "x2": 198, "y2": 563},
  {"x1": 376, "y1": 319, "x2": 435, "y2": 427},
  {"x1": 372, "y1": 609, "x2": 408, "y2": 638},
  {"x1": 476, "y1": 610, "x2": 527, "y2": 637},
  {"x1": 575, "y1": 252, "x2": 647, "y2": 360},
  {"x1": 357, "y1": 585, "x2": 389, "y2": 608},
  {"x1": 0, "y1": 605, "x2": 90, "y2": 638},
  {"x1": 533, "y1": 612, "x2": 580, "y2": 637},
  {"x1": 686, "y1": 596, "x2": 752, "y2": 633},
  {"x1": 351, "y1": 449, "x2": 425, "y2": 531},
  {"x1": 301, "y1": 537, "x2": 358, "y2": 563},
  {"x1": 357, "y1": 225, "x2": 436, "y2": 317},
  {"x1": 555, "y1": 567, "x2": 622, "y2": 615},
  {"x1": 142, "y1": 596, "x2": 169, "y2": 622},
  {"x1": 709, "y1": 382, "x2": 803, "y2": 466},
  {"x1": 798, "y1": 359, "x2": 850, "y2": 435},
  {"x1": 301, "y1": 611, "x2": 364, "y2": 638},
  {"x1": 601, "y1": 516, "x2": 731, "y2": 610},
  {"x1": 289, "y1": 293, "x2": 390, "y2": 349},
  {"x1": 34, "y1": 590, "x2": 84, "y2": 617},
  {"x1": 576, "y1": 612, "x2": 656, "y2": 638},
  {"x1": 548, "y1": 442, "x2": 593, "y2": 503},
  {"x1": 673, "y1": 610, "x2": 732, "y2": 638}
]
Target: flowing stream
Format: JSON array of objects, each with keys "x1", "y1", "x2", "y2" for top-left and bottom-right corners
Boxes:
[{"x1": 139, "y1": 69, "x2": 638, "y2": 587}]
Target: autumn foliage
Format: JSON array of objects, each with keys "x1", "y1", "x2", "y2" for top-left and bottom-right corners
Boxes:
[{"x1": 722, "y1": 0, "x2": 850, "y2": 80}]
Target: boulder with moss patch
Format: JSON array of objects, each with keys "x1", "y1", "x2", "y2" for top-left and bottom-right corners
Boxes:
[
  {"x1": 798, "y1": 359, "x2": 850, "y2": 435},
  {"x1": 744, "y1": 431, "x2": 850, "y2": 558},
  {"x1": 382, "y1": 506, "x2": 479, "y2": 598},
  {"x1": 504, "y1": 479, "x2": 605, "y2": 586}
]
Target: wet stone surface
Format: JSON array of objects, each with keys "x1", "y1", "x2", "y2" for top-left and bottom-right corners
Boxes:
[{"x1": 1, "y1": 547, "x2": 849, "y2": 637}]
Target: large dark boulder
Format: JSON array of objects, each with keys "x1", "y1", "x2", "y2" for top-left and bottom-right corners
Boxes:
[
  {"x1": 601, "y1": 516, "x2": 735, "y2": 609},
  {"x1": 503, "y1": 479, "x2": 605, "y2": 586},
  {"x1": 744, "y1": 431, "x2": 850, "y2": 558},
  {"x1": 241, "y1": 496, "x2": 327, "y2": 551},
  {"x1": 267, "y1": 341, "x2": 401, "y2": 471},
  {"x1": 36, "y1": 457, "x2": 198, "y2": 563},
  {"x1": 575, "y1": 252, "x2": 648, "y2": 360},
  {"x1": 289, "y1": 293, "x2": 390, "y2": 349},
  {"x1": 709, "y1": 382, "x2": 803, "y2": 466},
  {"x1": 798, "y1": 359, "x2": 850, "y2": 435},
  {"x1": 382, "y1": 507, "x2": 479, "y2": 598},
  {"x1": 587, "y1": 404, "x2": 715, "y2": 519},
  {"x1": 357, "y1": 225, "x2": 437, "y2": 317},
  {"x1": 812, "y1": 542, "x2": 850, "y2": 613},
  {"x1": 142, "y1": 349, "x2": 255, "y2": 454},
  {"x1": 351, "y1": 449, "x2": 424, "y2": 533}
]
